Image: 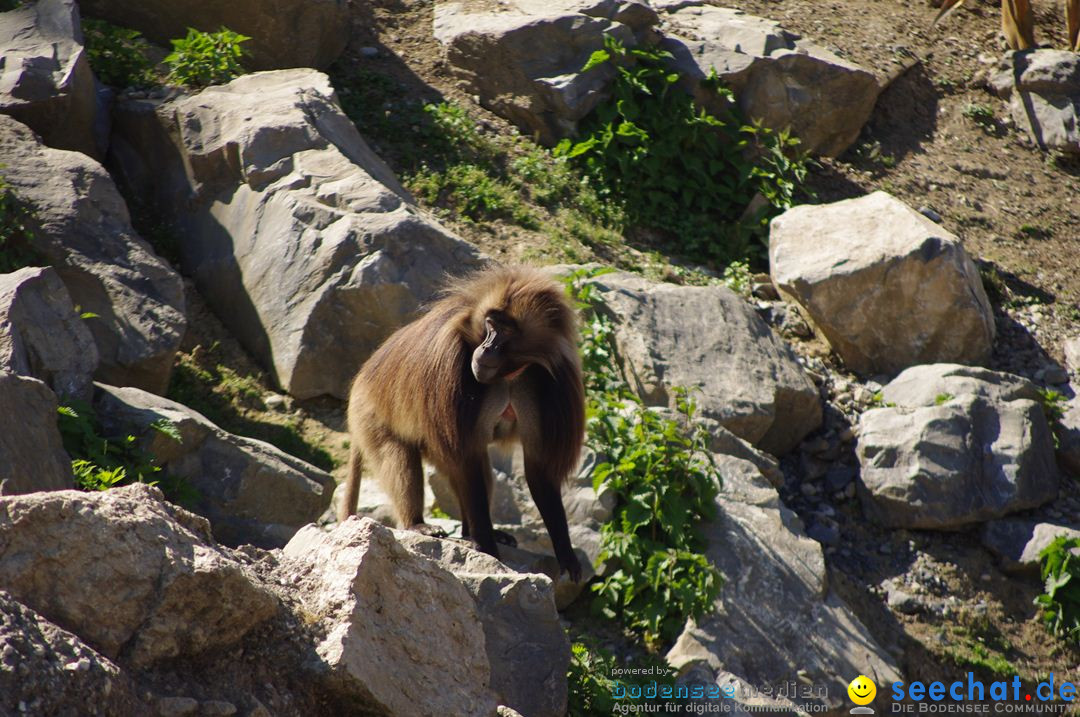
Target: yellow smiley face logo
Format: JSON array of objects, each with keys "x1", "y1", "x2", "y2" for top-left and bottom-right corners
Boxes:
[{"x1": 848, "y1": 675, "x2": 877, "y2": 705}]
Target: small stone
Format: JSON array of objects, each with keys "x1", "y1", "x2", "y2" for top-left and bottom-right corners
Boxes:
[
  {"x1": 887, "y1": 589, "x2": 921, "y2": 614},
  {"x1": 63, "y1": 657, "x2": 91, "y2": 672},
  {"x1": 264, "y1": 394, "x2": 286, "y2": 410},
  {"x1": 824, "y1": 465, "x2": 856, "y2": 493},
  {"x1": 200, "y1": 701, "x2": 238, "y2": 716},
  {"x1": 158, "y1": 697, "x2": 199, "y2": 717},
  {"x1": 1042, "y1": 364, "x2": 1069, "y2": 385},
  {"x1": 918, "y1": 206, "x2": 943, "y2": 223},
  {"x1": 359, "y1": 46, "x2": 380, "y2": 59}
]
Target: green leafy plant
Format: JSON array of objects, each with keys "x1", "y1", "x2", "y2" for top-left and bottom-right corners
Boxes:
[
  {"x1": 0, "y1": 172, "x2": 40, "y2": 272},
  {"x1": 565, "y1": 267, "x2": 724, "y2": 649},
  {"x1": 556, "y1": 36, "x2": 808, "y2": 264},
  {"x1": 1035, "y1": 535, "x2": 1080, "y2": 642},
  {"x1": 567, "y1": 640, "x2": 676, "y2": 716},
  {"x1": 164, "y1": 27, "x2": 250, "y2": 88},
  {"x1": 82, "y1": 18, "x2": 157, "y2": 88},
  {"x1": 56, "y1": 402, "x2": 195, "y2": 504},
  {"x1": 1038, "y1": 387, "x2": 1067, "y2": 449},
  {"x1": 722, "y1": 260, "x2": 752, "y2": 295},
  {"x1": 934, "y1": 392, "x2": 954, "y2": 405},
  {"x1": 567, "y1": 641, "x2": 619, "y2": 717},
  {"x1": 962, "y1": 103, "x2": 998, "y2": 133}
]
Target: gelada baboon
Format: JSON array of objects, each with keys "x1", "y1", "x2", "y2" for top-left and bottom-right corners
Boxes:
[
  {"x1": 935, "y1": 0, "x2": 1080, "y2": 52},
  {"x1": 338, "y1": 264, "x2": 585, "y2": 581}
]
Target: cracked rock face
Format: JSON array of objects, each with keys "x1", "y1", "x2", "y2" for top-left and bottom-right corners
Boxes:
[
  {"x1": 280, "y1": 519, "x2": 498, "y2": 717},
  {"x1": 0, "y1": 115, "x2": 186, "y2": 394},
  {"x1": 856, "y1": 364, "x2": 1059, "y2": 529},
  {"x1": 111, "y1": 69, "x2": 482, "y2": 399},
  {"x1": 0, "y1": 484, "x2": 278, "y2": 667},
  {"x1": 991, "y1": 50, "x2": 1080, "y2": 155}
]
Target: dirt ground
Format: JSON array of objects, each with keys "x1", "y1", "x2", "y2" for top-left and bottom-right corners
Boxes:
[{"x1": 172, "y1": 0, "x2": 1080, "y2": 698}]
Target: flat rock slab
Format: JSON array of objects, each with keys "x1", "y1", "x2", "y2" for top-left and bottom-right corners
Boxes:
[
  {"x1": 590, "y1": 271, "x2": 821, "y2": 456},
  {"x1": 0, "y1": 114, "x2": 186, "y2": 394},
  {"x1": 857, "y1": 364, "x2": 1058, "y2": 529},
  {"x1": 93, "y1": 383, "x2": 334, "y2": 549},
  {"x1": 111, "y1": 69, "x2": 481, "y2": 399},
  {"x1": 770, "y1": 191, "x2": 995, "y2": 375},
  {"x1": 667, "y1": 453, "x2": 900, "y2": 714}
]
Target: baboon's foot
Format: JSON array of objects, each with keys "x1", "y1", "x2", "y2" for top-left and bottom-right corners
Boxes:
[{"x1": 407, "y1": 522, "x2": 448, "y2": 538}]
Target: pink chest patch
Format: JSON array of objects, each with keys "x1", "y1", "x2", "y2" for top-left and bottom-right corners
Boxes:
[{"x1": 500, "y1": 402, "x2": 517, "y2": 421}]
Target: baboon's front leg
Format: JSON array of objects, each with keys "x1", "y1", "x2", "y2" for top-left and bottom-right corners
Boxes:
[{"x1": 1002, "y1": 0, "x2": 1036, "y2": 50}]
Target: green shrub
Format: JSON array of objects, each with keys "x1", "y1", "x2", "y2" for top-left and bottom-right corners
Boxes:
[
  {"x1": 0, "y1": 173, "x2": 40, "y2": 273},
  {"x1": 567, "y1": 641, "x2": 676, "y2": 716},
  {"x1": 556, "y1": 36, "x2": 809, "y2": 264},
  {"x1": 566, "y1": 268, "x2": 724, "y2": 649},
  {"x1": 410, "y1": 163, "x2": 538, "y2": 228},
  {"x1": 567, "y1": 641, "x2": 619, "y2": 716},
  {"x1": 57, "y1": 401, "x2": 195, "y2": 504},
  {"x1": 164, "y1": 27, "x2": 250, "y2": 88},
  {"x1": 82, "y1": 18, "x2": 157, "y2": 88},
  {"x1": 1035, "y1": 535, "x2": 1080, "y2": 642}
]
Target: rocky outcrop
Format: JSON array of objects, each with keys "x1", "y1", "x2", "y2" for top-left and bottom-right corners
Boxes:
[
  {"x1": 435, "y1": 0, "x2": 877, "y2": 154},
  {"x1": 590, "y1": 271, "x2": 821, "y2": 456},
  {"x1": 856, "y1": 365, "x2": 1058, "y2": 529},
  {"x1": 982, "y1": 519, "x2": 1080, "y2": 575},
  {"x1": 111, "y1": 69, "x2": 482, "y2": 399},
  {"x1": 398, "y1": 533, "x2": 570, "y2": 717},
  {"x1": 78, "y1": 0, "x2": 349, "y2": 72},
  {"x1": 659, "y1": 3, "x2": 880, "y2": 156},
  {"x1": 0, "y1": 266, "x2": 98, "y2": 402},
  {"x1": 434, "y1": 0, "x2": 652, "y2": 144},
  {"x1": 280, "y1": 520, "x2": 499, "y2": 717},
  {"x1": 991, "y1": 50, "x2": 1080, "y2": 155},
  {"x1": 0, "y1": 0, "x2": 98, "y2": 157},
  {"x1": 0, "y1": 372, "x2": 72, "y2": 495},
  {"x1": 667, "y1": 451, "x2": 900, "y2": 715},
  {"x1": 0, "y1": 592, "x2": 141, "y2": 716},
  {"x1": 0, "y1": 115, "x2": 186, "y2": 394},
  {"x1": 92, "y1": 383, "x2": 334, "y2": 549},
  {"x1": 0, "y1": 484, "x2": 278, "y2": 667},
  {"x1": 770, "y1": 192, "x2": 995, "y2": 375}
]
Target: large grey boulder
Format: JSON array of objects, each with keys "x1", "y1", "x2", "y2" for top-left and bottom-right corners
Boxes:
[
  {"x1": 78, "y1": 0, "x2": 349, "y2": 72},
  {"x1": 0, "y1": 372, "x2": 72, "y2": 495},
  {"x1": 0, "y1": 266, "x2": 98, "y2": 402},
  {"x1": 981, "y1": 519, "x2": 1080, "y2": 575},
  {"x1": 590, "y1": 271, "x2": 821, "y2": 456},
  {"x1": 0, "y1": 592, "x2": 141, "y2": 716},
  {"x1": 0, "y1": 484, "x2": 278, "y2": 667},
  {"x1": 0, "y1": 115, "x2": 186, "y2": 394},
  {"x1": 111, "y1": 69, "x2": 482, "y2": 399},
  {"x1": 0, "y1": 0, "x2": 98, "y2": 157},
  {"x1": 280, "y1": 519, "x2": 498, "y2": 717},
  {"x1": 398, "y1": 533, "x2": 570, "y2": 717},
  {"x1": 92, "y1": 383, "x2": 334, "y2": 549},
  {"x1": 770, "y1": 192, "x2": 995, "y2": 375},
  {"x1": 434, "y1": 0, "x2": 651, "y2": 144},
  {"x1": 856, "y1": 364, "x2": 1058, "y2": 529},
  {"x1": 659, "y1": 4, "x2": 879, "y2": 156},
  {"x1": 991, "y1": 50, "x2": 1080, "y2": 155},
  {"x1": 667, "y1": 452, "x2": 900, "y2": 715}
]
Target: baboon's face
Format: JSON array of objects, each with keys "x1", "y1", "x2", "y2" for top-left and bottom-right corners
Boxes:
[{"x1": 471, "y1": 310, "x2": 521, "y2": 384}]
